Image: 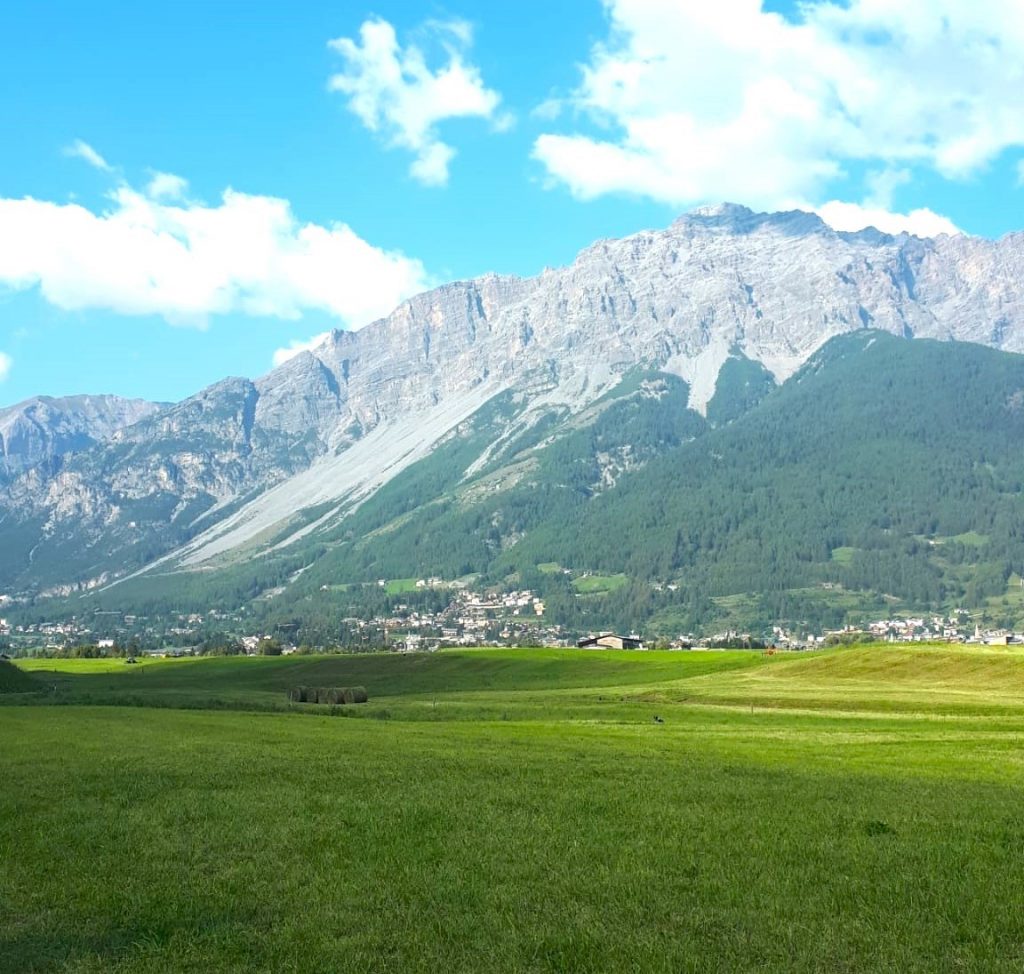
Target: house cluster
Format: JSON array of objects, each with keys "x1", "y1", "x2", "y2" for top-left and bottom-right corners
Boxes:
[
  {"x1": 18, "y1": 620, "x2": 83, "y2": 646},
  {"x1": 1, "y1": 607, "x2": 246, "y2": 652},
  {"x1": 360, "y1": 588, "x2": 566, "y2": 649},
  {"x1": 863, "y1": 615, "x2": 966, "y2": 642},
  {"x1": 815, "y1": 613, "x2": 1024, "y2": 645},
  {"x1": 235, "y1": 635, "x2": 300, "y2": 655},
  {"x1": 362, "y1": 589, "x2": 557, "y2": 643},
  {"x1": 458, "y1": 590, "x2": 546, "y2": 619}
]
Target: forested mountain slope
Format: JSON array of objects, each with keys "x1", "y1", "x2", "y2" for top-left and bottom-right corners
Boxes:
[{"x1": 70, "y1": 332, "x2": 1024, "y2": 635}]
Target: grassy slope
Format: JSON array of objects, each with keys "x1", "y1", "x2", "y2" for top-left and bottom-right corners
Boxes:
[
  {"x1": 5, "y1": 646, "x2": 1024, "y2": 972},
  {"x1": 14, "y1": 649, "x2": 762, "y2": 714},
  {"x1": 0, "y1": 658, "x2": 39, "y2": 693},
  {"x1": 673, "y1": 645, "x2": 1024, "y2": 715}
]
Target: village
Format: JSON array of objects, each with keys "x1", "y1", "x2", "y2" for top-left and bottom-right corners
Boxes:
[
  {"x1": 0, "y1": 587, "x2": 569, "y2": 656},
  {"x1": 4, "y1": 586, "x2": 1024, "y2": 658}
]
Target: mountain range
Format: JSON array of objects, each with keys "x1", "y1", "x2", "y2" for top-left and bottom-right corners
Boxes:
[
  {"x1": 4, "y1": 203, "x2": 1024, "y2": 634},
  {"x1": 0, "y1": 394, "x2": 160, "y2": 476}
]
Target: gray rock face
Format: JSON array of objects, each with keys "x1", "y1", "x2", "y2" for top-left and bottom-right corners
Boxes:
[
  {"x1": 300, "y1": 203, "x2": 1024, "y2": 426},
  {"x1": 0, "y1": 394, "x2": 162, "y2": 476},
  {"x1": 4, "y1": 204, "x2": 1024, "y2": 591}
]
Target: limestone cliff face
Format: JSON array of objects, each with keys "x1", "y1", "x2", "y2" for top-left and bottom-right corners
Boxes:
[
  {"x1": 0, "y1": 394, "x2": 162, "y2": 476},
  {"x1": 4, "y1": 205, "x2": 1024, "y2": 591},
  {"x1": 290, "y1": 203, "x2": 1024, "y2": 429}
]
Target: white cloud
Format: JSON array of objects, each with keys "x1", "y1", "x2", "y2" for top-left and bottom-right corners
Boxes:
[
  {"x1": 423, "y1": 17, "x2": 473, "y2": 47},
  {"x1": 814, "y1": 201, "x2": 959, "y2": 238},
  {"x1": 409, "y1": 142, "x2": 455, "y2": 187},
  {"x1": 145, "y1": 171, "x2": 189, "y2": 201},
  {"x1": 272, "y1": 331, "x2": 332, "y2": 367},
  {"x1": 534, "y1": 0, "x2": 1024, "y2": 219},
  {"x1": 811, "y1": 166, "x2": 960, "y2": 236},
  {"x1": 863, "y1": 169, "x2": 912, "y2": 212},
  {"x1": 531, "y1": 98, "x2": 565, "y2": 122},
  {"x1": 63, "y1": 139, "x2": 113, "y2": 173},
  {"x1": 0, "y1": 180, "x2": 431, "y2": 327},
  {"x1": 0, "y1": 352, "x2": 11, "y2": 382},
  {"x1": 328, "y1": 17, "x2": 504, "y2": 186}
]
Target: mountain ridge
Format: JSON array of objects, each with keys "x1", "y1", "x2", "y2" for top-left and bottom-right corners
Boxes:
[
  {"x1": 0, "y1": 394, "x2": 163, "y2": 476},
  {"x1": 4, "y1": 204, "x2": 1024, "y2": 604}
]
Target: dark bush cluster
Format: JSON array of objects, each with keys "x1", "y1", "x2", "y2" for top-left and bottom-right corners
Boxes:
[{"x1": 288, "y1": 686, "x2": 368, "y2": 704}]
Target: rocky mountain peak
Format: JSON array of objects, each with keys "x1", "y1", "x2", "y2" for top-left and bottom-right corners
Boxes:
[
  {"x1": 4, "y1": 209, "x2": 1024, "y2": 593},
  {"x1": 673, "y1": 202, "x2": 830, "y2": 238}
]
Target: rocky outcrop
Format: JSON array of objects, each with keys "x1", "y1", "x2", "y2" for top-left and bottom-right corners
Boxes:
[{"x1": 0, "y1": 394, "x2": 162, "y2": 476}]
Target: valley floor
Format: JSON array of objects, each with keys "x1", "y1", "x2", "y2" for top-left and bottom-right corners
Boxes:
[{"x1": 4, "y1": 647, "x2": 1024, "y2": 972}]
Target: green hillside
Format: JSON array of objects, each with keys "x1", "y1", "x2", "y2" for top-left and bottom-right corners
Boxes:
[
  {"x1": 503, "y1": 332, "x2": 1024, "y2": 626},
  {"x1": 17, "y1": 643, "x2": 1024, "y2": 719},
  {"x1": 654, "y1": 644, "x2": 1024, "y2": 716},
  {"x1": 16, "y1": 649, "x2": 761, "y2": 713}
]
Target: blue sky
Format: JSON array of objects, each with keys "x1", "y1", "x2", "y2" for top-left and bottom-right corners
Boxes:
[{"x1": 2, "y1": 0, "x2": 1023, "y2": 407}]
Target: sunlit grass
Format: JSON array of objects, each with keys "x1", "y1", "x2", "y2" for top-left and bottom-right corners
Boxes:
[
  {"x1": 6, "y1": 645, "x2": 1024, "y2": 971},
  {"x1": 572, "y1": 573, "x2": 629, "y2": 594}
]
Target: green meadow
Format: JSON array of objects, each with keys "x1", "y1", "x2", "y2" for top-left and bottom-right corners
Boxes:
[
  {"x1": 5, "y1": 646, "x2": 1024, "y2": 972},
  {"x1": 572, "y1": 573, "x2": 629, "y2": 595}
]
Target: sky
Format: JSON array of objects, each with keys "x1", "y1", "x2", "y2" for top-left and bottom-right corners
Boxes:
[{"x1": 2, "y1": 0, "x2": 1023, "y2": 407}]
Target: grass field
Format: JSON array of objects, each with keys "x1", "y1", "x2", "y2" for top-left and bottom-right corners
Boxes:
[
  {"x1": 384, "y1": 577, "x2": 420, "y2": 595},
  {"x1": 572, "y1": 573, "x2": 629, "y2": 595},
  {"x1": 829, "y1": 544, "x2": 859, "y2": 565},
  {"x1": 5, "y1": 645, "x2": 1024, "y2": 971}
]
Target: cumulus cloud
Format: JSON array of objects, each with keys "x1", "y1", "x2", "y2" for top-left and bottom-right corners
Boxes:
[
  {"x1": 272, "y1": 331, "x2": 332, "y2": 367},
  {"x1": 63, "y1": 139, "x2": 113, "y2": 173},
  {"x1": 814, "y1": 201, "x2": 959, "y2": 238},
  {"x1": 812, "y1": 165, "x2": 960, "y2": 237},
  {"x1": 534, "y1": 0, "x2": 1024, "y2": 229},
  {"x1": 328, "y1": 17, "x2": 504, "y2": 186},
  {"x1": 0, "y1": 352, "x2": 11, "y2": 382},
  {"x1": 145, "y1": 171, "x2": 189, "y2": 201},
  {"x1": 0, "y1": 176, "x2": 431, "y2": 327}
]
